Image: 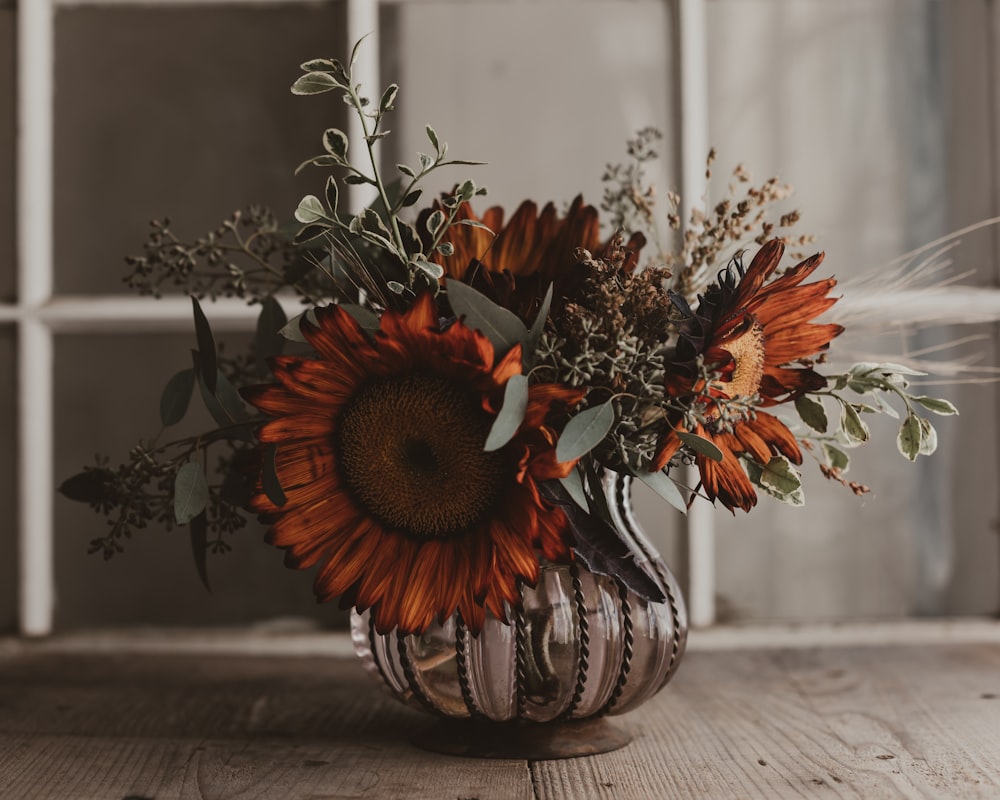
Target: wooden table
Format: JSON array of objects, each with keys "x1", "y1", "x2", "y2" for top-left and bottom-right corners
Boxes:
[{"x1": 2, "y1": 622, "x2": 999, "y2": 799}]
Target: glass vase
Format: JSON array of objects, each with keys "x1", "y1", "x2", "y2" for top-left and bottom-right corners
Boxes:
[{"x1": 350, "y1": 472, "x2": 688, "y2": 757}]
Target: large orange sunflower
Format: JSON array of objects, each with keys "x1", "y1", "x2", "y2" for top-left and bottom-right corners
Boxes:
[
  {"x1": 653, "y1": 239, "x2": 843, "y2": 511},
  {"x1": 420, "y1": 196, "x2": 643, "y2": 321},
  {"x1": 243, "y1": 293, "x2": 585, "y2": 634}
]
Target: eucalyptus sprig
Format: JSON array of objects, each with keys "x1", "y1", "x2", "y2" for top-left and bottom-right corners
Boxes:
[{"x1": 290, "y1": 39, "x2": 488, "y2": 296}]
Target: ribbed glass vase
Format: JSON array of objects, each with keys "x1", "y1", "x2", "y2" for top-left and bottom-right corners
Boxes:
[{"x1": 350, "y1": 472, "x2": 687, "y2": 734}]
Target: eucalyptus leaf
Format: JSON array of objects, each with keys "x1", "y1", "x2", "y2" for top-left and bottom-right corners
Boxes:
[
  {"x1": 912, "y1": 395, "x2": 959, "y2": 416},
  {"x1": 556, "y1": 400, "x2": 615, "y2": 463},
  {"x1": 339, "y1": 303, "x2": 380, "y2": 332},
  {"x1": 174, "y1": 461, "x2": 209, "y2": 525},
  {"x1": 255, "y1": 296, "x2": 288, "y2": 379},
  {"x1": 524, "y1": 283, "x2": 553, "y2": 365},
  {"x1": 634, "y1": 469, "x2": 689, "y2": 514},
  {"x1": 676, "y1": 430, "x2": 724, "y2": 462},
  {"x1": 794, "y1": 395, "x2": 827, "y2": 434},
  {"x1": 263, "y1": 443, "x2": 287, "y2": 507},
  {"x1": 484, "y1": 374, "x2": 528, "y2": 452},
  {"x1": 322, "y1": 128, "x2": 349, "y2": 160},
  {"x1": 446, "y1": 279, "x2": 528, "y2": 354},
  {"x1": 189, "y1": 511, "x2": 211, "y2": 592},
  {"x1": 190, "y1": 297, "x2": 217, "y2": 393},
  {"x1": 59, "y1": 468, "x2": 113, "y2": 504},
  {"x1": 300, "y1": 58, "x2": 337, "y2": 73},
  {"x1": 397, "y1": 163, "x2": 416, "y2": 178},
  {"x1": 279, "y1": 308, "x2": 319, "y2": 342},
  {"x1": 291, "y1": 71, "x2": 339, "y2": 95},
  {"x1": 558, "y1": 467, "x2": 589, "y2": 511},
  {"x1": 160, "y1": 368, "x2": 196, "y2": 427}
]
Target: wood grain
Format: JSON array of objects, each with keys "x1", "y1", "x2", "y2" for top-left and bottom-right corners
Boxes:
[{"x1": 1, "y1": 640, "x2": 998, "y2": 799}]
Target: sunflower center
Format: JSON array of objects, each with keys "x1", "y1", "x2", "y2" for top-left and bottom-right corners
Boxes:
[
  {"x1": 719, "y1": 317, "x2": 766, "y2": 399},
  {"x1": 336, "y1": 373, "x2": 507, "y2": 540}
]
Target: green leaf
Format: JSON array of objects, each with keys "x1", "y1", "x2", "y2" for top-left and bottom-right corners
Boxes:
[
  {"x1": 339, "y1": 303, "x2": 380, "y2": 332},
  {"x1": 556, "y1": 400, "x2": 615, "y2": 463},
  {"x1": 558, "y1": 467, "x2": 589, "y2": 511},
  {"x1": 279, "y1": 308, "x2": 319, "y2": 342},
  {"x1": 293, "y1": 223, "x2": 331, "y2": 244},
  {"x1": 322, "y1": 128, "x2": 349, "y2": 160},
  {"x1": 291, "y1": 71, "x2": 339, "y2": 95},
  {"x1": 524, "y1": 283, "x2": 553, "y2": 364},
  {"x1": 747, "y1": 456, "x2": 805, "y2": 506},
  {"x1": 160, "y1": 368, "x2": 196, "y2": 427},
  {"x1": 397, "y1": 163, "x2": 416, "y2": 178},
  {"x1": 400, "y1": 188, "x2": 423, "y2": 208},
  {"x1": 912, "y1": 395, "x2": 959, "y2": 416},
  {"x1": 425, "y1": 209, "x2": 446, "y2": 236},
  {"x1": 189, "y1": 510, "x2": 211, "y2": 592},
  {"x1": 634, "y1": 469, "x2": 688, "y2": 514},
  {"x1": 426, "y1": 125, "x2": 441, "y2": 155},
  {"x1": 59, "y1": 468, "x2": 113, "y2": 503},
  {"x1": 255, "y1": 296, "x2": 287, "y2": 379},
  {"x1": 677, "y1": 430, "x2": 724, "y2": 462},
  {"x1": 446, "y1": 279, "x2": 528, "y2": 354},
  {"x1": 295, "y1": 195, "x2": 329, "y2": 225},
  {"x1": 191, "y1": 297, "x2": 217, "y2": 393},
  {"x1": 412, "y1": 259, "x2": 445, "y2": 281},
  {"x1": 455, "y1": 218, "x2": 494, "y2": 232},
  {"x1": 262, "y1": 443, "x2": 287, "y2": 508},
  {"x1": 379, "y1": 83, "x2": 399, "y2": 113},
  {"x1": 839, "y1": 401, "x2": 870, "y2": 444},
  {"x1": 918, "y1": 416, "x2": 938, "y2": 455},
  {"x1": 897, "y1": 413, "x2": 922, "y2": 461},
  {"x1": 193, "y1": 352, "x2": 250, "y2": 433},
  {"x1": 300, "y1": 58, "x2": 337, "y2": 73},
  {"x1": 324, "y1": 176, "x2": 339, "y2": 218},
  {"x1": 174, "y1": 461, "x2": 209, "y2": 525},
  {"x1": 349, "y1": 33, "x2": 370, "y2": 68},
  {"x1": 794, "y1": 395, "x2": 827, "y2": 433},
  {"x1": 484, "y1": 374, "x2": 528, "y2": 451},
  {"x1": 821, "y1": 443, "x2": 850, "y2": 471}
]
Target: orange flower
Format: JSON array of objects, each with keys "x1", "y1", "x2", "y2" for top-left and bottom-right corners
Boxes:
[
  {"x1": 654, "y1": 240, "x2": 843, "y2": 511},
  {"x1": 243, "y1": 294, "x2": 585, "y2": 634},
  {"x1": 420, "y1": 196, "x2": 643, "y2": 321}
]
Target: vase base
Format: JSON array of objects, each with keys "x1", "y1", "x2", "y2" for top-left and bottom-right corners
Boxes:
[{"x1": 410, "y1": 716, "x2": 632, "y2": 760}]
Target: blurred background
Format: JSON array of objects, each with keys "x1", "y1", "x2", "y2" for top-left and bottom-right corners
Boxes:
[{"x1": 1, "y1": 0, "x2": 997, "y2": 634}]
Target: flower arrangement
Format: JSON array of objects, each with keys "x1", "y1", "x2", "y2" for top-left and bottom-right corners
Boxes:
[{"x1": 61, "y1": 41, "x2": 957, "y2": 636}]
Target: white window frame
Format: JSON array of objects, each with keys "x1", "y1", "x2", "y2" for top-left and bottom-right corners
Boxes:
[{"x1": 12, "y1": 0, "x2": 999, "y2": 637}]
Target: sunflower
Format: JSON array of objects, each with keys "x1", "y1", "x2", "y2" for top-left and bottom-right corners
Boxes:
[
  {"x1": 419, "y1": 195, "x2": 644, "y2": 321},
  {"x1": 653, "y1": 239, "x2": 843, "y2": 511},
  {"x1": 242, "y1": 293, "x2": 586, "y2": 634}
]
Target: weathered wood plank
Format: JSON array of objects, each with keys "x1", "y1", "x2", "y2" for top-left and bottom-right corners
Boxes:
[
  {"x1": 532, "y1": 643, "x2": 1000, "y2": 799},
  {"x1": 0, "y1": 653, "x2": 533, "y2": 800},
  {"x1": 1, "y1": 641, "x2": 998, "y2": 799}
]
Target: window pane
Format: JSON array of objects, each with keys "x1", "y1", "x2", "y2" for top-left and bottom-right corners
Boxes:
[
  {"x1": 0, "y1": 8, "x2": 15, "y2": 303},
  {"x1": 385, "y1": 0, "x2": 676, "y2": 212},
  {"x1": 54, "y1": 332, "x2": 346, "y2": 630},
  {"x1": 706, "y1": 0, "x2": 998, "y2": 620},
  {"x1": 0, "y1": 328, "x2": 15, "y2": 632},
  {"x1": 53, "y1": 3, "x2": 347, "y2": 295}
]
